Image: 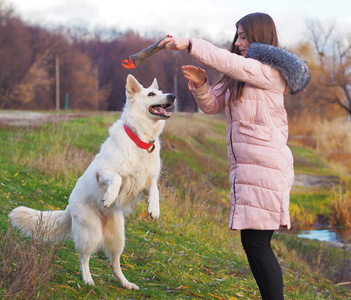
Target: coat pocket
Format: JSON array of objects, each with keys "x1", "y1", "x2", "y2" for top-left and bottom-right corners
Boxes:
[{"x1": 238, "y1": 121, "x2": 272, "y2": 142}]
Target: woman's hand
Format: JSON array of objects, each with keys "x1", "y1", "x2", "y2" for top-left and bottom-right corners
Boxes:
[
  {"x1": 158, "y1": 38, "x2": 207, "y2": 88},
  {"x1": 158, "y1": 36, "x2": 190, "y2": 51},
  {"x1": 182, "y1": 65, "x2": 207, "y2": 88}
]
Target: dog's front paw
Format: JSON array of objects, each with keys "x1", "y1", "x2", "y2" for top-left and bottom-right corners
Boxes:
[
  {"x1": 148, "y1": 201, "x2": 160, "y2": 219},
  {"x1": 102, "y1": 191, "x2": 117, "y2": 208}
]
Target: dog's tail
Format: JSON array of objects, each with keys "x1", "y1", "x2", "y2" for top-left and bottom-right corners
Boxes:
[{"x1": 9, "y1": 205, "x2": 72, "y2": 242}]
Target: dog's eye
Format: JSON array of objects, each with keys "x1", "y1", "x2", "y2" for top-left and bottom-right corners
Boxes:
[{"x1": 148, "y1": 92, "x2": 156, "y2": 97}]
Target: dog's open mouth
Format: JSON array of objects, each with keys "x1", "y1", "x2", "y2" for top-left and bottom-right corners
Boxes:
[{"x1": 149, "y1": 103, "x2": 173, "y2": 119}]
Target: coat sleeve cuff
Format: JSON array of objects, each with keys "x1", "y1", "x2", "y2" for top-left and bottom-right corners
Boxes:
[
  {"x1": 188, "y1": 77, "x2": 208, "y2": 91},
  {"x1": 187, "y1": 38, "x2": 193, "y2": 54}
]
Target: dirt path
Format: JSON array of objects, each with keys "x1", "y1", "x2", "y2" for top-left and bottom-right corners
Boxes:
[
  {"x1": 0, "y1": 110, "x2": 97, "y2": 126},
  {"x1": 293, "y1": 174, "x2": 340, "y2": 189}
]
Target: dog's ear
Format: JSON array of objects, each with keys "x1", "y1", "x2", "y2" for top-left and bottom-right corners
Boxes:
[
  {"x1": 150, "y1": 78, "x2": 159, "y2": 90},
  {"x1": 126, "y1": 75, "x2": 142, "y2": 99}
]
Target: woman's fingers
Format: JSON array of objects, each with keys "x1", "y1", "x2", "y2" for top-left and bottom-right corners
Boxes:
[
  {"x1": 181, "y1": 65, "x2": 206, "y2": 76},
  {"x1": 159, "y1": 37, "x2": 189, "y2": 51},
  {"x1": 182, "y1": 65, "x2": 199, "y2": 75},
  {"x1": 158, "y1": 37, "x2": 172, "y2": 49},
  {"x1": 181, "y1": 65, "x2": 207, "y2": 87}
]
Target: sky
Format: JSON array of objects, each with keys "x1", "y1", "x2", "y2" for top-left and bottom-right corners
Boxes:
[{"x1": 6, "y1": 0, "x2": 351, "y2": 46}]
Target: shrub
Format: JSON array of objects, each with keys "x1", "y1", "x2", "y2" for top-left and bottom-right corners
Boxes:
[
  {"x1": 330, "y1": 188, "x2": 351, "y2": 230},
  {"x1": 0, "y1": 225, "x2": 59, "y2": 298}
]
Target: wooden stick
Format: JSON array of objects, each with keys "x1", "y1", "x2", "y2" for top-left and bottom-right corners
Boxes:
[{"x1": 121, "y1": 36, "x2": 168, "y2": 69}]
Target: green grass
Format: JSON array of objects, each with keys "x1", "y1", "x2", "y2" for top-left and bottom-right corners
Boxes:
[
  {"x1": 290, "y1": 145, "x2": 332, "y2": 176},
  {"x1": 0, "y1": 113, "x2": 350, "y2": 299},
  {"x1": 290, "y1": 190, "x2": 332, "y2": 218}
]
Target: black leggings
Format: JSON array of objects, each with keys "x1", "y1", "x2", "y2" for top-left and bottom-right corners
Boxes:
[{"x1": 241, "y1": 229, "x2": 284, "y2": 300}]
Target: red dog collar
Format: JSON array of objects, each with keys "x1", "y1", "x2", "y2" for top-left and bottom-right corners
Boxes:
[{"x1": 124, "y1": 124, "x2": 155, "y2": 153}]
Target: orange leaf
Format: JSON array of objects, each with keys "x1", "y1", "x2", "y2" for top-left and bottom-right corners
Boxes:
[
  {"x1": 54, "y1": 285, "x2": 78, "y2": 293},
  {"x1": 208, "y1": 293, "x2": 224, "y2": 299},
  {"x1": 121, "y1": 57, "x2": 136, "y2": 69},
  {"x1": 108, "y1": 285, "x2": 120, "y2": 291},
  {"x1": 138, "y1": 211, "x2": 148, "y2": 219},
  {"x1": 286, "y1": 284, "x2": 294, "y2": 292},
  {"x1": 52, "y1": 264, "x2": 63, "y2": 269}
]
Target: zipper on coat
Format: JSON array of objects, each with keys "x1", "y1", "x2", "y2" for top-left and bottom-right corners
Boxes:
[{"x1": 229, "y1": 107, "x2": 237, "y2": 229}]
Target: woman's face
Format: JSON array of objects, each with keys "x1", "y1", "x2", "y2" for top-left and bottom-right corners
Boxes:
[{"x1": 235, "y1": 25, "x2": 250, "y2": 57}]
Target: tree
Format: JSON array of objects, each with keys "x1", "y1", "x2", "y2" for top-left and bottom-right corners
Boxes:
[
  {"x1": 0, "y1": 2, "x2": 32, "y2": 108},
  {"x1": 308, "y1": 20, "x2": 351, "y2": 116},
  {"x1": 0, "y1": 2, "x2": 219, "y2": 112}
]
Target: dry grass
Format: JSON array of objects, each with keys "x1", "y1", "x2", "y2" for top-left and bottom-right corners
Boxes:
[
  {"x1": 289, "y1": 203, "x2": 315, "y2": 231},
  {"x1": 9, "y1": 124, "x2": 94, "y2": 178},
  {"x1": 160, "y1": 168, "x2": 229, "y2": 227},
  {"x1": 289, "y1": 116, "x2": 351, "y2": 155},
  {"x1": 164, "y1": 113, "x2": 225, "y2": 142},
  {"x1": 0, "y1": 225, "x2": 59, "y2": 299},
  {"x1": 314, "y1": 118, "x2": 351, "y2": 155},
  {"x1": 330, "y1": 188, "x2": 351, "y2": 229},
  {"x1": 289, "y1": 116, "x2": 351, "y2": 179},
  {"x1": 288, "y1": 114, "x2": 317, "y2": 138},
  {"x1": 157, "y1": 159, "x2": 235, "y2": 248},
  {"x1": 29, "y1": 145, "x2": 94, "y2": 178}
]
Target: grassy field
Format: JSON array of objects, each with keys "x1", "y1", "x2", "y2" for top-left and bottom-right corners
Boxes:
[{"x1": 0, "y1": 112, "x2": 350, "y2": 299}]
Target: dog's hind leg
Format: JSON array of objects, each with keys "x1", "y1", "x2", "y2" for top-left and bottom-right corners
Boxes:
[
  {"x1": 79, "y1": 252, "x2": 95, "y2": 285},
  {"x1": 97, "y1": 169, "x2": 122, "y2": 208},
  {"x1": 72, "y1": 215, "x2": 102, "y2": 286},
  {"x1": 103, "y1": 211, "x2": 139, "y2": 290}
]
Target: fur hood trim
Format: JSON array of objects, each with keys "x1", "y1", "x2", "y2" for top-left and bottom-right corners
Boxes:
[{"x1": 248, "y1": 43, "x2": 310, "y2": 94}]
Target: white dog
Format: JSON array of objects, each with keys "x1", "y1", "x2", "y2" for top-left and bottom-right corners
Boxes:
[{"x1": 9, "y1": 74, "x2": 175, "y2": 289}]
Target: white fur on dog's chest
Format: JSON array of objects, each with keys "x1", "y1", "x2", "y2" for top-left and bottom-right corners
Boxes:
[
  {"x1": 121, "y1": 154, "x2": 158, "y2": 183},
  {"x1": 92, "y1": 136, "x2": 161, "y2": 209}
]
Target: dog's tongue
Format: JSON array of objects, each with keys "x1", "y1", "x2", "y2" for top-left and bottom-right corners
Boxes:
[{"x1": 154, "y1": 106, "x2": 170, "y2": 117}]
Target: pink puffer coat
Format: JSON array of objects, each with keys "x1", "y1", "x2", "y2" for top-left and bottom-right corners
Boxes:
[{"x1": 188, "y1": 38, "x2": 309, "y2": 230}]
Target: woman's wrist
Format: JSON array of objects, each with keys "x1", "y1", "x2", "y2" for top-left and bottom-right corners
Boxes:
[{"x1": 194, "y1": 78, "x2": 206, "y2": 89}]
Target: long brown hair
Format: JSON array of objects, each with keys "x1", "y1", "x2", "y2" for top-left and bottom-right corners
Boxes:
[{"x1": 216, "y1": 13, "x2": 279, "y2": 105}]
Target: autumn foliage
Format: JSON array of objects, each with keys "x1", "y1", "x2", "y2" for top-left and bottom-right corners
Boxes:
[
  {"x1": 0, "y1": 3, "x2": 214, "y2": 112},
  {"x1": 0, "y1": 2, "x2": 350, "y2": 119}
]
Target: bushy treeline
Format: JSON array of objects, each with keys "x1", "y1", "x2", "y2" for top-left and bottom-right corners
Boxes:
[
  {"x1": 1, "y1": 1, "x2": 350, "y2": 118},
  {"x1": 0, "y1": 2, "x2": 220, "y2": 112}
]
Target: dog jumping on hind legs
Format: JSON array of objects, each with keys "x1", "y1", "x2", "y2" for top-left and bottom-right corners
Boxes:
[{"x1": 9, "y1": 74, "x2": 175, "y2": 289}]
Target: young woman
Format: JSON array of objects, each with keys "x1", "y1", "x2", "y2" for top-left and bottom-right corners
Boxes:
[{"x1": 159, "y1": 12, "x2": 310, "y2": 300}]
